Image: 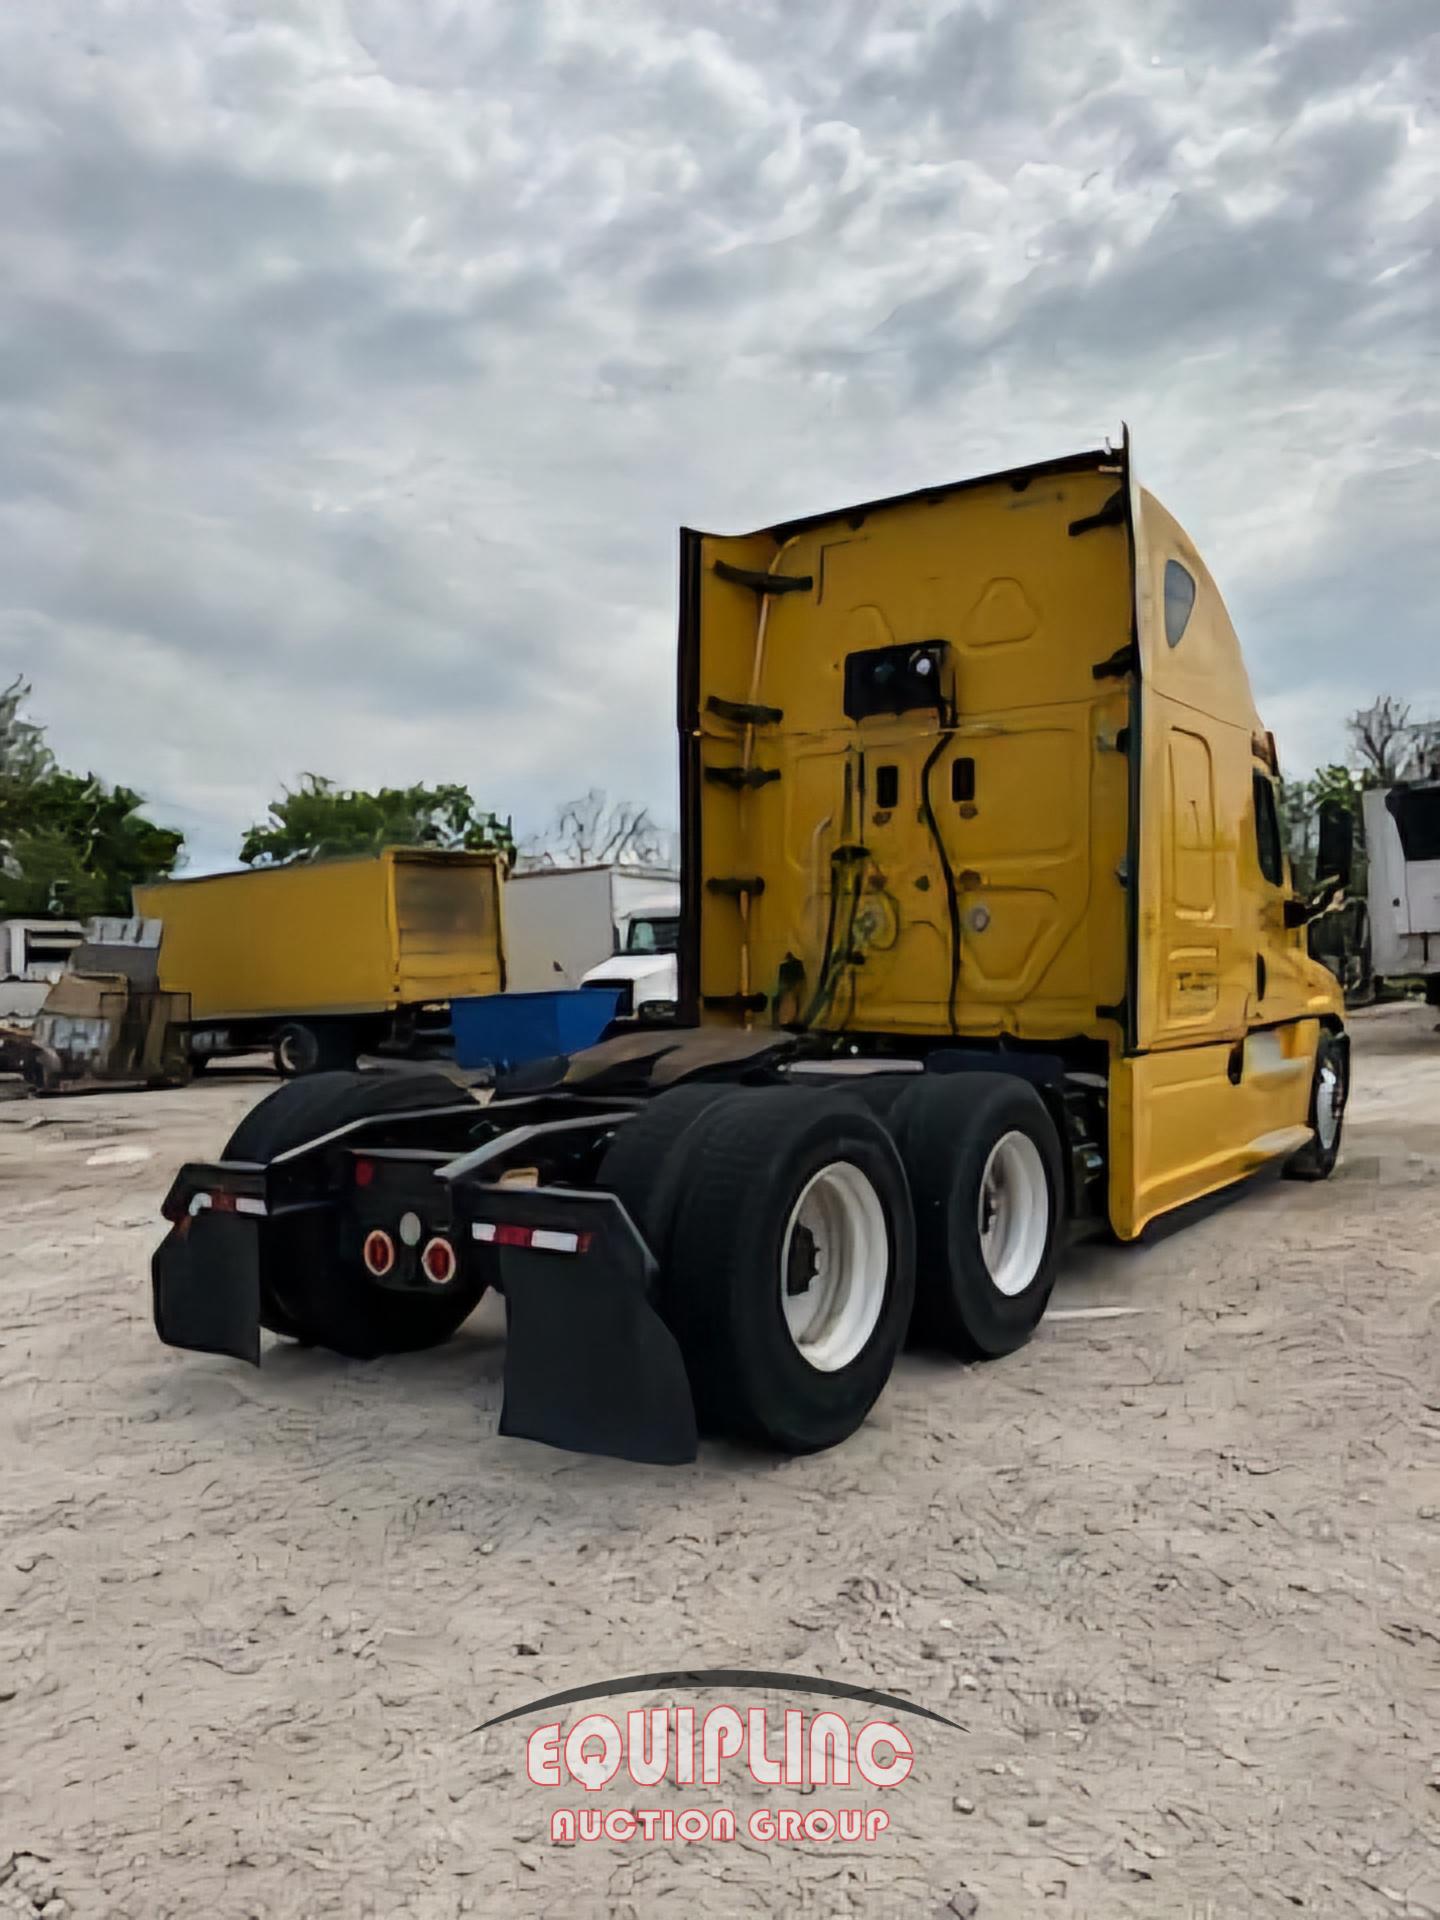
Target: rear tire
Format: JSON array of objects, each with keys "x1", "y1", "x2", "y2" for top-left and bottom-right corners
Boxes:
[
  {"x1": 223, "y1": 1070, "x2": 485, "y2": 1353},
  {"x1": 892, "y1": 1073, "x2": 1064, "y2": 1358},
  {"x1": 596, "y1": 1082, "x2": 736, "y2": 1262},
  {"x1": 665, "y1": 1089, "x2": 915, "y2": 1453}
]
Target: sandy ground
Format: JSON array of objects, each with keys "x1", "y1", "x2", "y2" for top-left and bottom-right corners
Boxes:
[{"x1": 1, "y1": 1008, "x2": 1437, "y2": 1920}]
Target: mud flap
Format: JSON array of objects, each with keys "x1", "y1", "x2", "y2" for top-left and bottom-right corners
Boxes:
[
  {"x1": 454, "y1": 1186, "x2": 699, "y2": 1465},
  {"x1": 152, "y1": 1213, "x2": 262, "y2": 1366}
]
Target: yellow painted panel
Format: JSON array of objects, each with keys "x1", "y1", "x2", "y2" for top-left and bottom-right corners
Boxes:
[
  {"x1": 1108, "y1": 1018, "x2": 1319, "y2": 1238},
  {"x1": 689, "y1": 459, "x2": 1132, "y2": 1041},
  {"x1": 1168, "y1": 727, "x2": 1216, "y2": 917},
  {"x1": 1137, "y1": 692, "x2": 1253, "y2": 1050}
]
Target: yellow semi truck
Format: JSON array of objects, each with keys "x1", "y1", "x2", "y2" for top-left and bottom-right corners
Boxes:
[
  {"x1": 133, "y1": 848, "x2": 506, "y2": 1075},
  {"x1": 152, "y1": 433, "x2": 1352, "y2": 1462}
]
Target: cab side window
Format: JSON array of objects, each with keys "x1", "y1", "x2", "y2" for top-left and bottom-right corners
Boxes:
[{"x1": 1253, "y1": 772, "x2": 1284, "y2": 887}]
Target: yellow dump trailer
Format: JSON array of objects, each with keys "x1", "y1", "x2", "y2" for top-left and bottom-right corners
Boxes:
[{"x1": 134, "y1": 848, "x2": 505, "y2": 1074}]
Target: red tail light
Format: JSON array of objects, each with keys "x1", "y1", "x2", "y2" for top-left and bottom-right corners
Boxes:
[
  {"x1": 420, "y1": 1237, "x2": 457, "y2": 1285},
  {"x1": 353, "y1": 1157, "x2": 377, "y2": 1189},
  {"x1": 362, "y1": 1229, "x2": 396, "y2": 1277}
]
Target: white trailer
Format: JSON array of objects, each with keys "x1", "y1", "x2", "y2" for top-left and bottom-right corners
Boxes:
[
  {"x1": 1363, "y1": 784, "x2": 1440, "y2": 1002},
  {"x1": 0, "y1": 918, "x2": 85, "y2": 1023},
  {"x1": 502, "y1": 865, "x2": 680, "y2": 1013}
]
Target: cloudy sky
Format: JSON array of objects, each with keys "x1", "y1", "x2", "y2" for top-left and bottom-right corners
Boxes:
[{"x1": 1, "y1": 0, "x2": 1435, "y2": 873}]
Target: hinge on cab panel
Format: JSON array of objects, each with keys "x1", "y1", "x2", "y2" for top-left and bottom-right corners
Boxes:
[
  {"x1": 706, "y1": 876, "x2": 767, "y2": 898},
  {"x1": 707, "y1": 694, "x2": 784, "y2": 727},
  {"x1": 705, "y1": 765, "x2": 780, "y2": 791},
  {"x1": 712, "y1": 560, "x2": 814, "y2": 595},
  {"x1": 1092, "y1": 643, "x2": 1138, "y2": 680},
  {"x1": 1068, "y1": 490, "x2": 1126, "y2": 537}
]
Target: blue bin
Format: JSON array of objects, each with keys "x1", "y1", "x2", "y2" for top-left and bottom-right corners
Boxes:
[{"x1": 449, "y1": 988, "x2": 624, "y2": 1072}]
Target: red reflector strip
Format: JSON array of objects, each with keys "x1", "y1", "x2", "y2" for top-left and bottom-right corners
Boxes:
[{"x1": 471, "y1": 1222, "x2": 591, "y2": 1255}]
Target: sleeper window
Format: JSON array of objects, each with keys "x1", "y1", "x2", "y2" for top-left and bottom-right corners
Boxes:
[{"x1": 1164, "y1": 560, "x2": 1197, "y2": 648}]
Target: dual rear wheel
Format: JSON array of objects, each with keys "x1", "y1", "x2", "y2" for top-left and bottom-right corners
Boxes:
[
  {"x1": 598, "y1": 1072, "x2": 1064, "y2": 1454},
  {"x1": 209, "y1": 1032, "x2": 1350, "y2": 1455}
]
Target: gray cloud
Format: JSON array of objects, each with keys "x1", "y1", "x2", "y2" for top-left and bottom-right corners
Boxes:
[{"x1": 0, "y1": 0, "x2": 1435, "y2": 873}]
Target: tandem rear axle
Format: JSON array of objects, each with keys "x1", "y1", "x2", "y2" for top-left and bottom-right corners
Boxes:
[{"x1": 150, "y1": 1031, "x2": 1130, "y2": 1464}]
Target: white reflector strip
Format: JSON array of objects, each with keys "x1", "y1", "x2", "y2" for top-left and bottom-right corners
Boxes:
[
  {"x1": 188, "y1": 1191, "x2": 267, "y2": 1218},
  {"x1": 470, "y1": 1222, "x2": 585, "y2": 1254}
]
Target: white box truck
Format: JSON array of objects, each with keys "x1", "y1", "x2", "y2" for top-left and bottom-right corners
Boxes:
[
  {"x1": 502, "y1": 864, "x2": 680, "y2": 1015},
  {"x1": 1363, "y1": 783, "x2": 1440, "y2": 1006}
]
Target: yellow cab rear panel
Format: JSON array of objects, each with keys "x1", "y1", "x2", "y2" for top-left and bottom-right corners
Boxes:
[{"x1": 678, "y1": 434, "x2": 1343, "y2": 1240}]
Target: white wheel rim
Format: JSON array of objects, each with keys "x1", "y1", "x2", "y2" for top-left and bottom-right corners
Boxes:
[
  {"x1": 978, "y1": 1131, "x2": 1049, "y2": 1298},
  {"x1": 1316, "y1": 1061, "x2": 1341, "y2": 1150},
  {"x1": 780, "y1": 1161, "x2": 889, "y2": 1373}
]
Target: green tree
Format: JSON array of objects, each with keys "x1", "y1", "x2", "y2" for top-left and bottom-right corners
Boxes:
[
  {"x1": 0, "y1": 684, "x2": 182, "y2": 916},
  {"x1": 240, "y1": 774, "x2": 515, "y2": 868},
  {"x1": 1277, "y1": 774, "x2": 1313, "y2": 883}
]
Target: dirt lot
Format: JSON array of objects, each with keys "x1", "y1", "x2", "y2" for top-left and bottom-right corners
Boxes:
[{"x1": 1, "y1": 1007, "x2": 1437, "y2": 1919}]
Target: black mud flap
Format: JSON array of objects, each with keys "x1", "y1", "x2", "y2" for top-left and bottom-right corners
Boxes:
[
  {"x1": 452, "y1": 1185, "x2": 699, "y2": 1465},
  {"x1": 152, "y1": 1212, "x2": 263, "y2": 1366}
]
